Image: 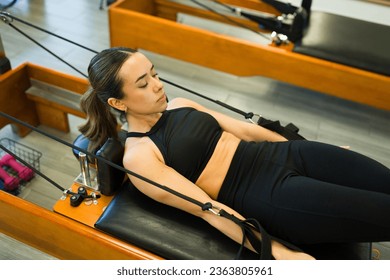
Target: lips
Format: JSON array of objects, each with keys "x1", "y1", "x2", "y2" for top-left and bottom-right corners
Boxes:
[{"x1": 157, "y1": 94, "x2": 166, "y2": 102}]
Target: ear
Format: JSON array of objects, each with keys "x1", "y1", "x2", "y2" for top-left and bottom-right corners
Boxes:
[{"x1": 108, "y1": 97, "x2": 126, "y2": 111}]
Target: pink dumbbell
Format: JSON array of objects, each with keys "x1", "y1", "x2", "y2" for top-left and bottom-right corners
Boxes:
[
  {"x1": 0, "y1": 154, "x2": 34, "y2": 181},
  {"x1": 0, "y1": 168, "x2": 20, "y2": 191}
]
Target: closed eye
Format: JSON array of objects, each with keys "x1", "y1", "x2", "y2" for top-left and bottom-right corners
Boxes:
[{"x1": 139, "y1": 72, "x2": 159, "y2": 88}]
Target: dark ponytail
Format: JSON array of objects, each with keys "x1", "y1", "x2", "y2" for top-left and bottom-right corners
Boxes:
[
  {"x1": 79, "y1": 88, "x2": 118, "y2": 153},
  {"x1": 79, "y1": 47, "x2": 137, "y2": 153}
]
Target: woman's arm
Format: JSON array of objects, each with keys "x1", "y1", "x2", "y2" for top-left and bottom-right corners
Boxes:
[
  {"x1": 168, "y1": 97, "x2": 287, "y2": 142},
  {"x1": 123, "y1": 144, "x2": 313, "y2": 260}
]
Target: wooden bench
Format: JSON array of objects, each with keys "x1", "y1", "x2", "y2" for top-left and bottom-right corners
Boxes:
[
  {"x1": 25, "y1": 78, "x2": 85, "y2": 133},
  {"x1": 108, "y1": 0, "x2": 390, "y2": 111},
  {"x1": 0, "y1": 63, "x2": 87, "y2": 136}
]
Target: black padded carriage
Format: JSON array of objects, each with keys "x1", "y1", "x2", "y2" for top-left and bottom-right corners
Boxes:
[
  {"x1": 95, "y1": 179, "x2": 372, "y2": 260},
  {"x1": 95, "y1": 181, "x2": 258, "y2": 260},
  {"x1": 73, "y1": 134, "x2": 372, "y2": 260},
  {"x1": 242, "y1": 0, "x2": 389, "y2": 76},
  {"x1": 293, "y1": 11, "x2": 390, "y2": 76},
  {"x1": 71, "y1": 2, "x2": 387, "y2": 258}
]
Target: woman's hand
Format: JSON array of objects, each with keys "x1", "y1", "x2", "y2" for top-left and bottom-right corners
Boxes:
[
  {"x1": 276, "y1": 250, "x2": 316, "y2": 260},
  {"x1": 272, "y1": 241, "x2": 316, "y2": 260}
]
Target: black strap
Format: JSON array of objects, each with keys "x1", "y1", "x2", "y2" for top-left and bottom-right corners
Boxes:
[
  {"x1": 262, "y1": 0, "x2": 297, "y2": 14},
  {"x1": 262, "y1": 0, "x2": 312, "y2": 15},
  {"x1": 189, "y1": 0, "x2": 271, "y2": 40},
  {"x1": 218, "y1": 208, "x2": 303, "y2": 260},
  {"x1": 218, "y1": 209, "x2": 273, "y2": 259},
  {"x1": 210, "y1": 0, "x2": 309, "y2": 42},
  {"x1": 258, "y1": 117, "x2": 305, "y2": 140}
]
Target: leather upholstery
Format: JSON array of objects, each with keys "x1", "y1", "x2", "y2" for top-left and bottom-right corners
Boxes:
[
  {"x1": 294, "y1": 11, "x2": 390, "y2": 76},
  {"x1": 95, "y1": 138, "x2": 124, "y2": 196},
  {"x1": 301, "y1": 242, "x2": 372, "y2": 260},
  {"x1": 95, "y1": 180, "x2": 372, "y2": 260},
  {"x1": 95, "y1": 181, "x2": 257, "y2": 260},
  {"x1": 75, "y1": 133, "x2": 372, "y2": 260}
]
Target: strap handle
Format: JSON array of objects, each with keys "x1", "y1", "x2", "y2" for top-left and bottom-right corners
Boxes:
[
  {"x1": 219, "y1": 209, "x2": 273, "y2": 259},
  {"x1": 202, "y1": 202, "x2": 274, "y2": 259}
]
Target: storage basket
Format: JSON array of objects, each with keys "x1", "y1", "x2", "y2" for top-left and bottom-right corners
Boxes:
[{"x1": 0, "y1": 138, "x2": 42, "y2": 173}]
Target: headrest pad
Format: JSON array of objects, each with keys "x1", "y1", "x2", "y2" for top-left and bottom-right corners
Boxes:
[{"x1": 95, "y1": 138, "x2": 125, "y2": 196}]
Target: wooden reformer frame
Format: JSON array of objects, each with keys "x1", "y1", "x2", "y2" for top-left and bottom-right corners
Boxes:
[
  {"x1": 108, "y1": 0, "x2": 390, "y2": 111},
  {"x1": 1, "y1": 1, "x2": 388, "y2": 259},
  {"x1": 0, "y1": 63, "x2": 161, "y2": 259}
]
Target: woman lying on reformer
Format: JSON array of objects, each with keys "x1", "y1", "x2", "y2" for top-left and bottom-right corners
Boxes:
[{"x1": 79, "y1": 47, "x2": 390, "y2": 260}]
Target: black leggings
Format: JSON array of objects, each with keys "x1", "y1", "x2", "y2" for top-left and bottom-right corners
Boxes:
[{"x1": 218, "y1": 140, "x2": 390, "y2": 245}]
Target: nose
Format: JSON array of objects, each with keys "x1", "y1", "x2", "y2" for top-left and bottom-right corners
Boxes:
[{"x1": 152, "y1": 76, "x2": 163, "y2": 92}]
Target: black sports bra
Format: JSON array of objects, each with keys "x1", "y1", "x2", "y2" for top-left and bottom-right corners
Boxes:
[{"x1": 127, "y1": 107, "x2": 223, "y2": 182}]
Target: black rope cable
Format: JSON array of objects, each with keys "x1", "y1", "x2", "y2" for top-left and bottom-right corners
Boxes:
[
  {"x1": 0, "y1": 11, "x2": 297, "y2": 259},
  {"x1": 159, "y1": 77, "x2": 254, "y2": 119},
  {"x1": 0, "y1": 11, "x2": 259, "y2": 204},
  {"x1": 0, "y1": 111, "x2": 206, "y2": 209},
  {"x1": 188, "y1": 0, "x2": 271, "y2": 40},
  {"x1": 1, "y1": 11, "x2": 99, "y2": 54},
  {"x1": 0, "y1": 143, "x2": 102, "y2": 201},
  {"x1": 0, "y1": 144, "x2": 67, "y2": 192},
  {"x1": 0, "y1": 13, "x2": 308, "y2": 259},
  {"x1": 7, "y1": 22, "x2": 88, "y2": 78},
  {"x1": 0, "y1": 11, "x2": 257, "y2": 121},
  {"x1": 0, "y1": 110, "x2": 277, "y2": 259},
  {"x1": 212, "y1": 0, "x2": 239, "y2": 13},
  {"x1": 210, "y1": 0, "x2": 284, "y2": 32}
]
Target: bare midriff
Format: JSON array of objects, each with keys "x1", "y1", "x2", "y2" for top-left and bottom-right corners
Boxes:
[{"x1": 195, "y1": 131, "x2": 241, "y2": 200}]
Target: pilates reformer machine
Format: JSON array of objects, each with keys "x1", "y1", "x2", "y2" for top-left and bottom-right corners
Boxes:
[
  {"x1": 0, "y1": 62, "x2": 373, "y2": 259},
  {"x1": 107, "y1": 0, "x2": 390, "y2": 111},
  {"x1": 0, "y1": 2, "x2": 385, "y2": 260}
]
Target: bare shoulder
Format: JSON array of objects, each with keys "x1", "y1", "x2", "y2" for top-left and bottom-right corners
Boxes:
[
  {"x1": 123, "y1": 139, "x2": 162, "y2": 170},
  {"x1": 167, "y1": 97, "x2": 204, "y2": 110}
]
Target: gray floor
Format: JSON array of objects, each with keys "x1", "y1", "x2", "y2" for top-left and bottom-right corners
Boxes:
[{"x1": 0, "y1": 0, "x2": 389, "y2": 259}]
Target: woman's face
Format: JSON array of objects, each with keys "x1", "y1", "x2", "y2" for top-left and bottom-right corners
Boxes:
[{"x1": 115, "y1": 52, "x2": 167, "y2": 115}]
